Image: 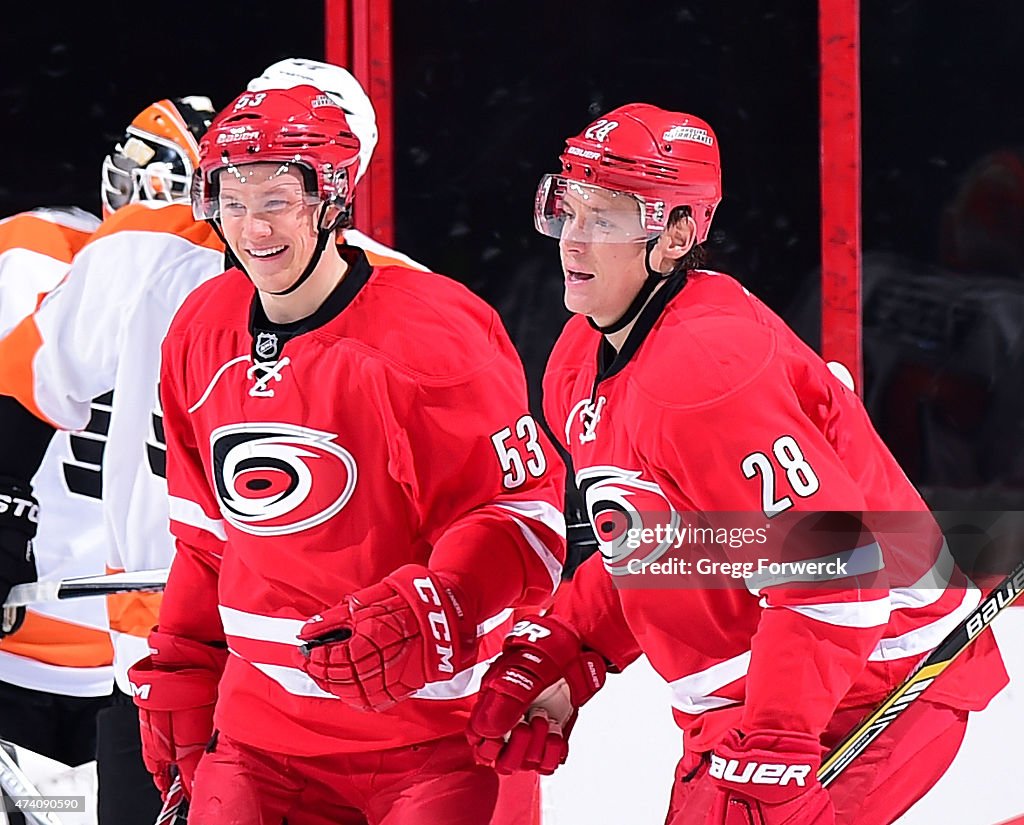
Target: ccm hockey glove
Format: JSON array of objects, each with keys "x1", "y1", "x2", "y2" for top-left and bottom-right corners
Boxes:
[
  {"x1": 467, "y1": 614, "x2": 606, "y2": 775},
  {"x1": 693, "y1": 729, "x2": 834, "y2": 825},
  {"x1": 0, "y1": 476, "x2": 39, "y2": 637},
  {"x1": 298, "y1": 564, "x2": 479, "y2": 711},
  {"x1": 128, "y1": 629, "x2": 228, "y2": 800}
]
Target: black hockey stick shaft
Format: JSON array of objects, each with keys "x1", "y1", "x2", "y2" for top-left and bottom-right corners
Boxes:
[
  {"x1": 4, "y1": 569, "x2": 168, "y2": 607},
  {"x1": 818, "y1": 558, "x2": 1024, "y2": 786}
]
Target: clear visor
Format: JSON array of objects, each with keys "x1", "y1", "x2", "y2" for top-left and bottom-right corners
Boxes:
[
  {"x1": 193, "y1": 162, "x2": 328, "y2": 221},
  {"x1": 534, "y1": 175, "x2": 653, "y2": 244}
]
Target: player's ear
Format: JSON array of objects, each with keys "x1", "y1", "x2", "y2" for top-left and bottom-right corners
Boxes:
[
  {"x1": 663, "y1": 213, "x2": 697, "y2": 261},
  {"x1": 652, "y1": 212, "x2": 697, "y2": 272}
]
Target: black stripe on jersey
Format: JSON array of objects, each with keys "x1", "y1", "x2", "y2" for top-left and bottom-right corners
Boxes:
[
  {"x1": 592, "y1": 268, "x2": 690, "y2": 393},
  {"x1": 63, "y1": 462, "x2": 102, "y2": 500},
  {"x1": 68, "y1": 432, "x2": 104, "y2": 464},
  {"x1": 62, "y1": 392, "x2": 113, "y2": 500}
]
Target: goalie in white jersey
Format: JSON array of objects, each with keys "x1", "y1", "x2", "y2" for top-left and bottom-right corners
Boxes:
[
  {"x1": 0, "y1": 94, "x2": 216, "y2": 821},
  {"x1": 0, "y1": 60, "x2": 430, "y2": 824},
  {"x1": 0, "y1": 204, "x2": 105, "y2": 772}
]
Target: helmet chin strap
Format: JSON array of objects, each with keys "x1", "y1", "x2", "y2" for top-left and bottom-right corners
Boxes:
[
  {"x1": 270, "y1": 203, "x2": 337, "y2": 297},
  {"x1": 587, "y1": 236, "x2": 674, "y2": 335},
  {"x1": 208, "y1": 203, "x2": 343, "y2": 297}
]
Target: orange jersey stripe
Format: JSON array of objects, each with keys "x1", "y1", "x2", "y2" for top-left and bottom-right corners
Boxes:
[
  {"x1": 0, "y1": 612, "x2": 113, "y2": 668},
  {"x1": 0, "y1": 213, "x2": 93, "y2": 262},
  {"x1": 107, "y1": 590, "x2": 163, "y2": 639},
  {"x1": 362, "y1": 249, "x2": 419, "y2": 269},
  {"x1": 90, "y1": 202, "x2": 223, "y2": 253}
]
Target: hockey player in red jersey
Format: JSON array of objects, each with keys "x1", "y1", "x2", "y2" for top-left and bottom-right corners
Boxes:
[
  {"x1": 136, "y1": 84, "x2": 565, "y2": 824},
  {"x1": 466, "y1": 104, "x2": 1009, "y2": 825}
]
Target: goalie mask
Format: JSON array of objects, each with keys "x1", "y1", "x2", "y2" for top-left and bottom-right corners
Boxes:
[{"x1": 100, "y1": 96, "x2": 215, "y2": 217}]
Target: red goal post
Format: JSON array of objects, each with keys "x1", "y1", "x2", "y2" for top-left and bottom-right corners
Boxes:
[
  {"x1": 324, "y1": 0, "x2": 395, "y2": 248},
  {"x1": 819, "y1": 0, "x2": 863, "y2": 393}
]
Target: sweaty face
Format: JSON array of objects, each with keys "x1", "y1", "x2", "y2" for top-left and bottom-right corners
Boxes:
[
  {"x1": 556, "y1": 185, "x2": 650, "y2": 325},
  {"x1": 217, "y1": 163, "x2": 321, "y2": 295}
]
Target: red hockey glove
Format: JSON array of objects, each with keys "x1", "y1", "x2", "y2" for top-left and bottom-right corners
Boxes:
[
  {"x1": 127, "y1": 629, "x2": 228, "y2": 801},
  {"x1": 298, "y1": 564, "x2": 478, "y2": 711},
  {"x1": 467, "y1": 615, "x2": 606, "y2": 775},
  {"x1": 693, "y1": 729, "x2": 834, "y2": 825}
]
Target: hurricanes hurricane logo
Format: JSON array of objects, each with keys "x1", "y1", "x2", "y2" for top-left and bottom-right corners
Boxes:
[
  {"x1": 576, "y1": 465, "x2": 680, "y2": 575},
  {"x1": 210, "y1": 423, "x2": 357, "y2": 536}
]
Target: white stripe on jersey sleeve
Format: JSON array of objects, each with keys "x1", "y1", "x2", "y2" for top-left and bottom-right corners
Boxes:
[
  {"x1": 869, "y1": 586, "x2": 980, "y2": 661},
  {"x1": 668, "y1": 651, "x2": 750, "y2": 715},
  {"x1": 496, "y1": 500, "x2": 566, "y2": 591},
  {"x1": 168, "y1": 495, "x2": 228, "y2": 542},
  {"x1": 772, "y1": 597, "x2": 892, "y2": 629}
]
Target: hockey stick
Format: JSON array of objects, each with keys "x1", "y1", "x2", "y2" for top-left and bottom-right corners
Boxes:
[
  {"x1": 818, "y1": 557, "x2": 1024, "y2": 786},
  {"x1": 3, "y1": 569, "x2": 168, "y2": 608},
  {"x1": 154, "y1": 773, "x2": 187, "y2": 825},
  {"x1": 0, "y1": 743, "x2": 65, "y2": 825}
]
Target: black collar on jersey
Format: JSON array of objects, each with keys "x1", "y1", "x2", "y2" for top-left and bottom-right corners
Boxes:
[
  {"x1": 594, "y1": 267, "x2": 689, "y2": 385},
  {"x1": 247, "y1": 245, "x2": 373, "y2": 362}
]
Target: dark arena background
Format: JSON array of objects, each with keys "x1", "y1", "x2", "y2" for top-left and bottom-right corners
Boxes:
[
  {"x1": 3, "y1": 3, "x2": 1024, "y2": 504},
  {"x1": 5, "y1": 0, "x2": 1024, "y2": 554}
]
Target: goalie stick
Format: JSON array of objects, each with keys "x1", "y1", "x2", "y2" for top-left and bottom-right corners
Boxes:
[
  {"x1": 3, "y1": 569, "x2": 168, "y2": 608},
  {"x1": 818, "y1": 557, "x2": 1024, "y2": 786}
]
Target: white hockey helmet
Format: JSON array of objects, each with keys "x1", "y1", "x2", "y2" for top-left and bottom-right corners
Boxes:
[{"x1": 247, "y1": 58, "x2": 378, "y2": 186}]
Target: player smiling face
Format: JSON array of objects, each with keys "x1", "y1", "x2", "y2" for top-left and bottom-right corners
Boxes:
[{"x1": 217, "y1": 163, "x2": 323, "y2": 296}]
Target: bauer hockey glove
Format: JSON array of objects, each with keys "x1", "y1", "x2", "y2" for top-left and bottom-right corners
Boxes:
[
  {"x1": 298, "y1": 564, "x2": 479, "y2": 711},
  {"x1": 693, "y1": 729, "x2": 835, "y2": 825},
  {"x1": 0, "y1": 476, "x2": 38, "y2": 637},
  {"x1": 467, "y1": 614, "x2": 606, "y2": 775},
  {"x1": 128, "y1": 629, "x2": 228, "y2": 801}
]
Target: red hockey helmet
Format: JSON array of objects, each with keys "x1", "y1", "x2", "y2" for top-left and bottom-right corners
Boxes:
[
  {"x1": 191, "y1": 85, "x2": 361, "y2": 221},
  {"x1": 535, "y1": 104, "x2": 722, "y2": 244}
]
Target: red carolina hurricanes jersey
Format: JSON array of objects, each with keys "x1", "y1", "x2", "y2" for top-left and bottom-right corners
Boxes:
[
  {"x1": 544, "y1": 270, "x2": 1006, "y2": 752},
  {"x1": 158, "y1": 248, "x2": 565, "y2": 755}
]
